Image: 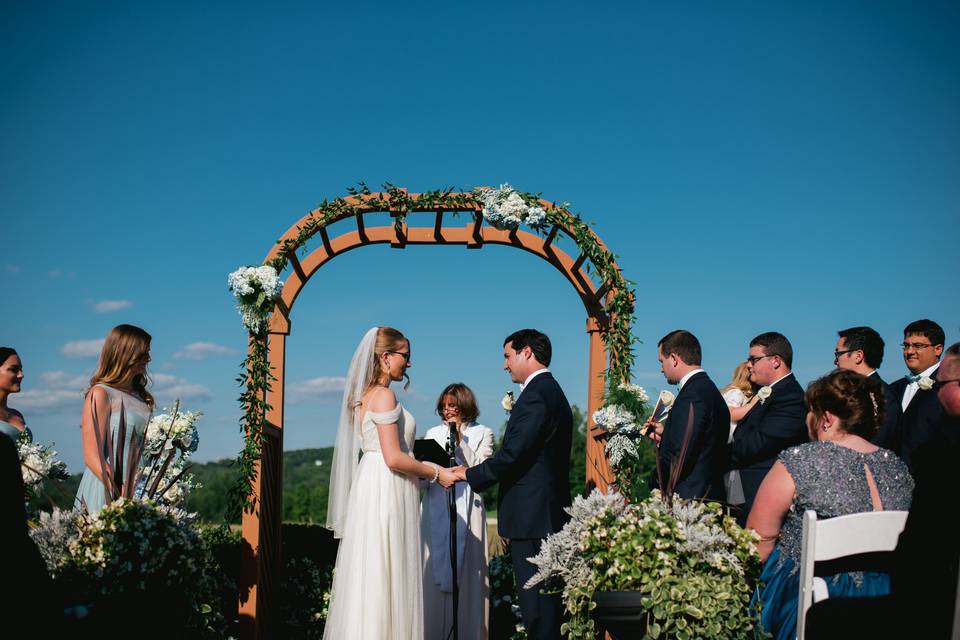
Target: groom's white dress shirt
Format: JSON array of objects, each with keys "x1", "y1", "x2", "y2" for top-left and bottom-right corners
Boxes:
[
  {"x1": 902, "y1": 362, "x2": 940, "y2": 411},
  {"x1": 520, "y1": 367, "x2": 550, "y2": 394}
]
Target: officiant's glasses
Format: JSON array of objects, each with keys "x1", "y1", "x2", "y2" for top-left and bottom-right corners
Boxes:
[{"x1": 901, "y1": 342, "x2": 936, "y2": 351}]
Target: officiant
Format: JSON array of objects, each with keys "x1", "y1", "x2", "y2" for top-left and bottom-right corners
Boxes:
[{"x1": 420, "y1": 383, "x2": 494, "y2": 640}]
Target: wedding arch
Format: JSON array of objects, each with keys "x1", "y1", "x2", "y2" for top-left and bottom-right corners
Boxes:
[{"x1": 230, "y1": 184, "x2": 636, "y2": 638}]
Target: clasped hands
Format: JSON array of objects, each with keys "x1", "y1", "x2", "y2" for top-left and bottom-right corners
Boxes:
[{"x1": 436, "y1": 465, "x2": 468, "y2": 488}]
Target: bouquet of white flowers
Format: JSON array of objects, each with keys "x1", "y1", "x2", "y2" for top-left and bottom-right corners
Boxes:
[
  {"x1": 228, "y1": 264, "x2": 284, "y2": 334},
  {"x1": 476, "y1": 183, "x2": 548, "y2": 230},
  {"x1": 17, "y1": 438, "x2": 69, "y2": 495},
  {"x1": 139, "y1": 403, "x2": 202, "y2": 506}
]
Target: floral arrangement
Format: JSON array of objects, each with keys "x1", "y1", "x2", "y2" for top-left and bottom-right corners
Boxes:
[
  {"x1": 138, "y1": 403, "x2": 203, "y2": 506},
  {"x1": 476, "y1": 183, "x2": 548, "y2": 230},
  {"x1": 228, "y1": 265, "x2": 284, "y2": 334},
  {"x1": 591, "y1": 381, "x2": 653, "y2": 499},
  {"x1": 17, "y1": 437, "x2": 69, "y2": 496},
  {"x1": 527, "y1": 489, "x2": 762, "y2": 639},
  {"x1": 30, "y1": 499, "x2": 227, "y2": 637},
  {"x1": 489, "y1": 552, "x2": 527, "y2": 640}
]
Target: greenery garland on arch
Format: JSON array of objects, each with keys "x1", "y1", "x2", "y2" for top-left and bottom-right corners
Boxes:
[{"x1": 227, "y1": 183, "x2": 636, "y2": 517}]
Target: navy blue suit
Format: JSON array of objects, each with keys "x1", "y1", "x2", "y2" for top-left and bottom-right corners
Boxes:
[
  {"x1": 890, "y1": 364, "x2": 944, "y2": 470},
  {"x1": 466, "y1": 371, "x2": 572, "y2": 639},
  {"x1": 869, "y1": 371, "x2": 902, "y2": 452},
  {"x1": 729, "y1": 373, "x2": 807, "y2": 521},
  {"x1": 651, "y1": 371, "x2": 730, "y2": 501}
]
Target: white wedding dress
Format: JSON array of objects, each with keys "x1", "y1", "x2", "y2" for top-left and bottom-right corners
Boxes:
[{"x1": 322, "y1": 404, "x2": 424, "y2": 640}]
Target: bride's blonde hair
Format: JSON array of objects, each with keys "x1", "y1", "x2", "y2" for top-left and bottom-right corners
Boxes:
[
  {"x1": 353, "y1": 327, "x2": 409, "y2": 407},
  {"x1": 88, "y1": 324, "x2": 155, "y2": 408}
]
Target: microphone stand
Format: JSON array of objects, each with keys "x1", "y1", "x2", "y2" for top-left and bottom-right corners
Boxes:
[{"x1": 446, "y1": 422, "x2": 459, "y2": 640}]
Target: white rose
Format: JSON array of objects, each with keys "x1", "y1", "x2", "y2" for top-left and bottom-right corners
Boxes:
[
  {"x1": 757, "y1": 386, "x2": 773, "y2": 403},
  {"x1": 658, "y1": 390, "x2": 675, "y2": 408},
  {"x1": 501, "y1": 391, "x2": 515, "y2": 412},
  {"x1": 917, "y1": 376, "x2": 934, "y2": 391}
]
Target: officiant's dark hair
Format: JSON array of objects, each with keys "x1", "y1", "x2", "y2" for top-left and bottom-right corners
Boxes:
[
  {"x1": 903, "y1": 319, "x2": 945, "y2": 347},
  {"x1": 750, "y1": 332, "x2": 793, "y2": 368},
  {"x1": 838, "y1": 326, "x2": 885, "y2": 369},
  {"x1": 436, "y1": 383, "x2": 480, "y2": 423},
  {"x1": 658, "y1": 330, "x2": 701, "y2": 365},
  {"x1": 504, "y1": 329, "x2": 551, "y2": 366}
]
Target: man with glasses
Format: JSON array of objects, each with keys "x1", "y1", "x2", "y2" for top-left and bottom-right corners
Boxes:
[
  {"x1": 889, "y1": 319, "x2": 945, "y2": 469},
  {"x1": 730, "y1": 332, "x2": 807, "y2": 523},
  {"x1": 834, "y1": 326, "x2": 902, "y2": 450}
]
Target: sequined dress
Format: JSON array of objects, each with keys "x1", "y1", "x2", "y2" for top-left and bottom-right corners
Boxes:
[{"x1": 755, "y1": 441, "x2": 913, "y2": 640}]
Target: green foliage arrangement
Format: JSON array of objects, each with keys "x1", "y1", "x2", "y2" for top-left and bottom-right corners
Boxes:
[
  {"x1": 229, "y1": 183, "x2": 636, "y2": 517},
  {"x1": 31, "y1": 500, "x2": 228, "y2": 638},
  {"x1": 527, "y1": 491, "x2": 763, "y2": 640}
]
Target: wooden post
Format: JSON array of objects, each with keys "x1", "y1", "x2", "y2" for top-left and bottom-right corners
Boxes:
[
  {"x1": 585, "y1": 317, "x2": 614, "y2": 494},
  {"x1": 239, "y1": 333, "x2": 286, "y2": 639}
]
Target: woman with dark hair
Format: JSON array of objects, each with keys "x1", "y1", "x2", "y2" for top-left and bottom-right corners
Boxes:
[
  {"x1": 421, "y1": 383, "x2": 494, "y2": 640},
  {"x1": 747, "y1": 369, "x2": 914, "y2": 639},
  {"x1": 0, "y1": 347, "x2": 31, "y2": 443},
  {"x1": 75, "y1": 325, "x2": 155, "y2": 513}
]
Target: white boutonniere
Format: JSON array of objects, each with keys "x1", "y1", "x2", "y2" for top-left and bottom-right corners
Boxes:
[
  {"x1": 757, "y1": 386, "x2": 773, "y2": 404},
  {"x1": 917, "y1": 376, "x2": 934, "y2": 391},
  {"x1": 501, "y1": 391, "x2": 515, "y2": 413},
  {"x1": 658, "y1": 390, "x2": 675, "y2": 408}
]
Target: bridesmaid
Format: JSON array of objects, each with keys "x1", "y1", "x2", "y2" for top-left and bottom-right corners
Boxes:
[
  {"x1": 75, "y1": 325, "x2": 154, "y2": 512},
  {"x1": 0, "y1": 347, "x2": 31, "y2": 443}
]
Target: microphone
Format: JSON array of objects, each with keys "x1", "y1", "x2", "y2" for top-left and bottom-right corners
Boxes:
[{"x1": 447, "y1": 420, "x2": 458, "y2": 456}]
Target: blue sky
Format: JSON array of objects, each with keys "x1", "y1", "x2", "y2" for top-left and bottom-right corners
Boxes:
[{"x1": 2, "y1": 1, "x2": 958, "y2": 472}]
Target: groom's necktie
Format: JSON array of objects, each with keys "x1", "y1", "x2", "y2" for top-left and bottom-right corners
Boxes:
[{"x1": 906, "y1": 373, "x2": 922, "y2": 383}]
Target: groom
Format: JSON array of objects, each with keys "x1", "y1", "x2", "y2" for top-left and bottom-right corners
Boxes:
[{"x1": 454, "y1": 329, "x2": 572, "y2": 640}]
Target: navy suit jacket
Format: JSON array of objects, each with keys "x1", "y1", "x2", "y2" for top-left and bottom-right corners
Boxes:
[
  {"x1": 730, "y1": 373, "x2": 807, "y2": 515},
  {"x1": 650, "y1": 371, "x2": 730, "y2": 500},
  {"x1": 869, "y1": 371, "x2": 903, "y2": 452},
  {"x1": 890, "y1": 364, "x2": 944, "y2": 470},
  {"x1": 466, "y1": 372, "x2": 573, "y2": 539}
]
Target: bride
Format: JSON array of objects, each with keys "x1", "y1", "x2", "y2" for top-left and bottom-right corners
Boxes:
[{"x1": 323, "y1": 326, "x2": 458, "y2": 640}]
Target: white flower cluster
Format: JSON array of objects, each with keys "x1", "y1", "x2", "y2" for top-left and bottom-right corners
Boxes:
[
  {"x1": 649, "y1": 493, "x2": 746, "y2": 575},
  {"x1": 17, "y1": 439, "x2": 69, "y2": 489},
  {"x1": 525, "y1": 490, "x2": 629, "y2": 590},
  {"x1": 604, "y1": 433, "x2": 638, "y2": 467},
  {"x1": 477, "y1": 183, "x2": 547, "y2": 230},
  {"x1": 146, "y1": 409, "x2": 201, "y2": 455},
  {"x1": 618, "y1": 382, "x2": 649, "y2": 404},
  {"x1": 592, "y1": 403, "x2": 637, "y2": 434},
  {"x1": 139, "y1": 459, "x2": 202, "y2": 505},
  {"x1": 227, "y1": 265, "x2": 284, "y2": 333}
]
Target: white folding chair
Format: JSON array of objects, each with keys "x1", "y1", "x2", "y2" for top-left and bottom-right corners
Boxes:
[{"x1": 796, "y1": 509, "x2": 908, "y2": 640}]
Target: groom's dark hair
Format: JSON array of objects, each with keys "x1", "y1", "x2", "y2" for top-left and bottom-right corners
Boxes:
[{"x1": 504, "y1": 329, "x2": 552, "y2": 366}]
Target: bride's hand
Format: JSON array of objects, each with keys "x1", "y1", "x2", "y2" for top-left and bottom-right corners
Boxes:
[{"x1": 437, "y1": 467, "x2": 458, "y2": 488}]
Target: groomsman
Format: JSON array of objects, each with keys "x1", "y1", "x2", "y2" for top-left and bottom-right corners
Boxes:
[
  {"x1": 834, "y1": 326, "x2": 902, "y2": 450},
  {"x1": 643, "y1": 330, "x2": 729, "y2": 500},
  {"x1": 889, "y1": 319, "x2": 945, "y2": 469},
  {"x1": 730, "y1": 332, "x2": 807, "y2": 522}
]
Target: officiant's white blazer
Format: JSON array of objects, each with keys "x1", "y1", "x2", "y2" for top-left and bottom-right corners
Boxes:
[{"x1": 422, "y1": 422, "x2": 494, "y2": 590}]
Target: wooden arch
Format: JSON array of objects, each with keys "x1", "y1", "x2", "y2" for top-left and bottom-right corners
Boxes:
[{"x1": 239, "y1": 190, "x2": 625, "y2": 638}]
